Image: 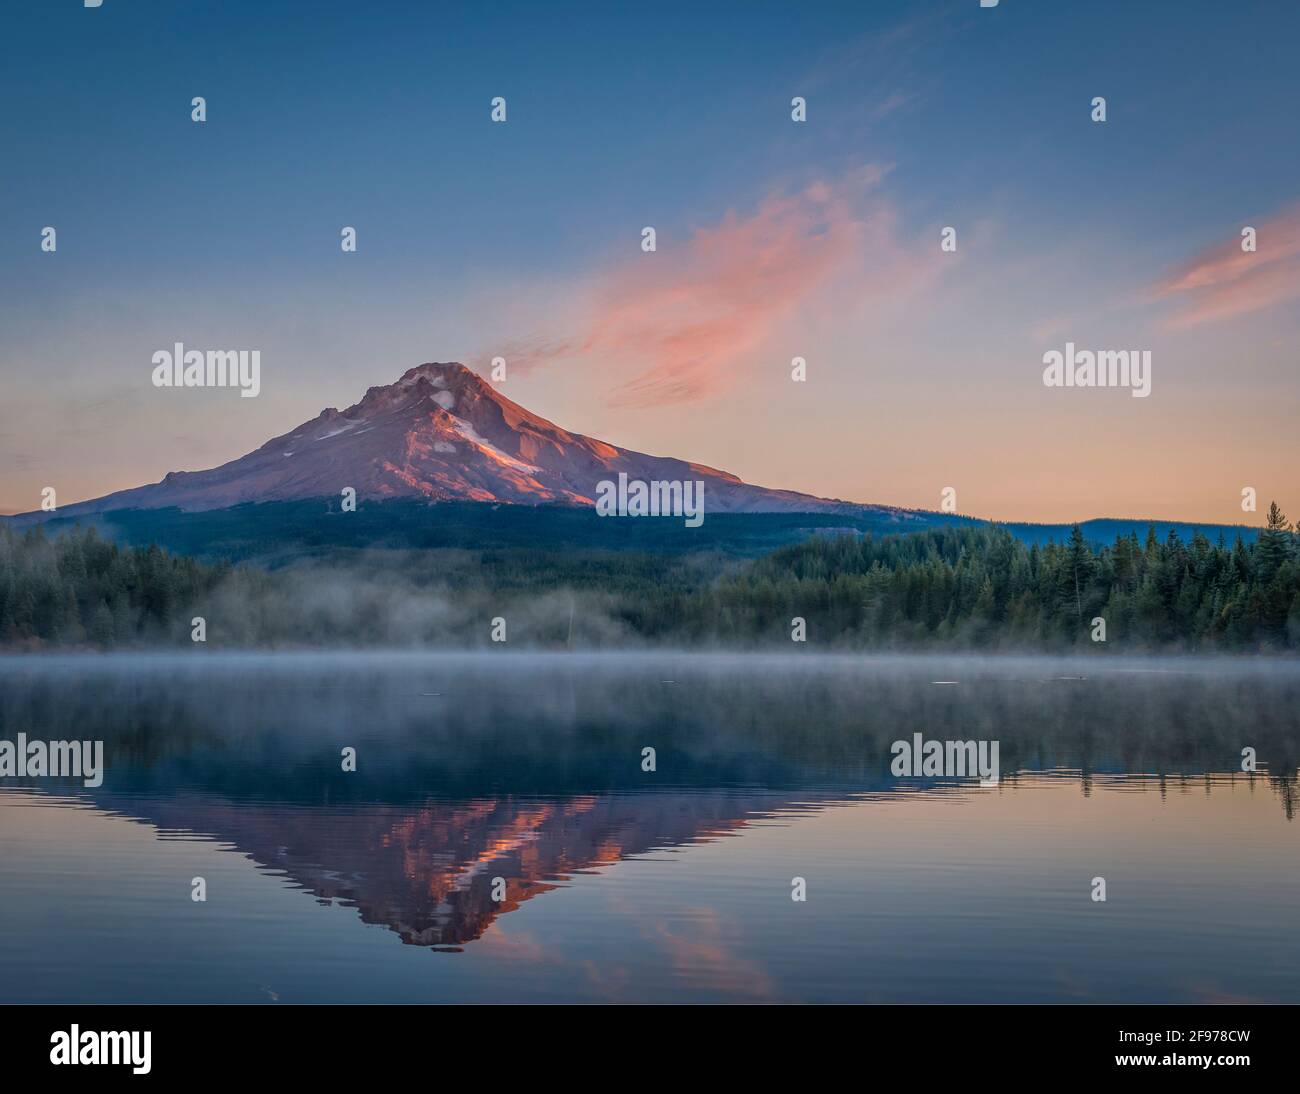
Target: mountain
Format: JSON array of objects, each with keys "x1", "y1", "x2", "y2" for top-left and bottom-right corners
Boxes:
[
  {"x1": 26, "y1": 362, "x2": 904, "y2": 521},
  {"x1": 5, "y1": 361, "x2": 1262, "y2": 553}
]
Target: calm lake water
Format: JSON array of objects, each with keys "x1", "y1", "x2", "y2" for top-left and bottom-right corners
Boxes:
[{"x1": 1, "y1": 651, "x2": 1298, "y2": 1003}]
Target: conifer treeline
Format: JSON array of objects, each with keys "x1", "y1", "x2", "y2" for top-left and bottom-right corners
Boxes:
[
  {"x1": 0, "y1": 525, "x2": 230, "y2": 647},
  {"x1": 658, "y1": 503, "x2": 1300, "y2": 650},
  {"x1": 1, "y1": 504, "x2": 1297, "y2": 651}
]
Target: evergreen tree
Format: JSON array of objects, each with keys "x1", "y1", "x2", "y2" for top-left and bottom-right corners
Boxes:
[{"x1": 1258, "y1": 502, "x2": 1291, "y2": 582}]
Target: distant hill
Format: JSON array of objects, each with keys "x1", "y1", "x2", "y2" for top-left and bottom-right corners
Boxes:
[{"x1": 1000, "y1": 518, "x2": 1260, "y2": 549}]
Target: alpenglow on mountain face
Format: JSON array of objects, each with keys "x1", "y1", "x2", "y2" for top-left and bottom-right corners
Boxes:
[{"x1": 41, "y1": 363, "x2": 891, "y2": 518}]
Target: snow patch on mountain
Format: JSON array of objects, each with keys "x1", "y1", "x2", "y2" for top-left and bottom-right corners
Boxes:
[
  {"x1": 450, "y1": 419, "x2": 543, "y2": 476},
  {"x1": 316, "y1": 420, "x2": 364, "y2": 441}
]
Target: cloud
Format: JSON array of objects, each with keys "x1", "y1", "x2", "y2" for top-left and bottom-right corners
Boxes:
[
  {"x1": 508, "y1": 165, "x2": 937, "y2": 407},
  {"x1": 1150, "y1": 203, "x2": 1300, "y2": 329},
  {"x1": 872, "y1": 89, "x2": 914, "y2": 119},
  {"x1": 647, "y1": 907, "x2": 775, "y2": 1000},
  {"x1": 802, "y1": 8, "x2": 945, "y2": 94}
]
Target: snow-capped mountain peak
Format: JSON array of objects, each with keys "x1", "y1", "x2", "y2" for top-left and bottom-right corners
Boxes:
[{"x1": 25, "y1": 362, "x2": 879, "y2": 518}]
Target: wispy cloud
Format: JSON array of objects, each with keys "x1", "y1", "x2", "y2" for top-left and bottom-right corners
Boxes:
[
  {"x1": 1149, "y1": 203, "x2": 1300, "y2": 329},
  {"x1": 872, "y1": 89, "x2": 914, "y2": 119},
  {"x1": 507, "y1": 165, "x2": 940, "y2": 407},
  {"x1": 801, "y1": 7, "x2": 946, "y2": 94}
]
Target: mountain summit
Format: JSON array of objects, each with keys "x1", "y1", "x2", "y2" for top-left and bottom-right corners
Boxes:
[{"x1": 37, "y1": 362, "x2": 884, "y2": 518}]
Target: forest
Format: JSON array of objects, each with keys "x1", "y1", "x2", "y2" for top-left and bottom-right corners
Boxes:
[
  {"x1": 1, "y1": 503, "x2": 1296, "y2": 652},
  {"x1": 662, "y1": 503, "x2": 1300, "y2": 650}
]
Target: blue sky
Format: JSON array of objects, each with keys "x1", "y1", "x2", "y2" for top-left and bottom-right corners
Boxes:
[{"x1": 2, "y1": 0, "x2": 1298, "y2": 520}]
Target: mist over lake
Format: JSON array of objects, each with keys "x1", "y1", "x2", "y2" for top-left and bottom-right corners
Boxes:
[{"x1": 2, "y1": 651, "x2": 1297, "y2": 1003}]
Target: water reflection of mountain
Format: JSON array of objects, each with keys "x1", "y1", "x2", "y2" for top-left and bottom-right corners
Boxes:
[
  {"x1": 2, "y1": 653, "x2": 1299, "y2": 946},
  {"x1": 87, "y1": 787, "x2": 828, "y2": 948},
  {"x1": 80, "y1": 777, "x2": 1296, "y2": 950}
]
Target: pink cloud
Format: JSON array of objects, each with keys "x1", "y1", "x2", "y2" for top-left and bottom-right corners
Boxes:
[
  {"x1": 506, "y1": 166, "x2": 933, "y2": 408},
  {"x1": 648, "y1": 907, "x2": 775, "y2": 1000},
  {"x1": 1150, "y1": 203, "x2": 1300, "y2": 329}
]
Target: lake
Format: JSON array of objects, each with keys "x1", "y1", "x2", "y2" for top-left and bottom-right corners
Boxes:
[{"x1": 1, "y1": 651, "x2": 1297, "y2": 1003}]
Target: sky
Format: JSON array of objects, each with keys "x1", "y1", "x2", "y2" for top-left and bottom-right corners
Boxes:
[{"x1": 1, "y1": 0, "x2": 1297, "y2": 523}]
